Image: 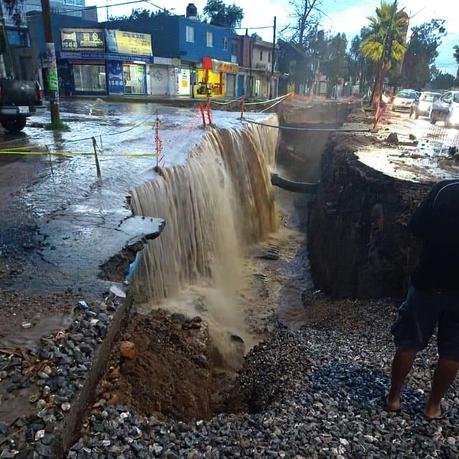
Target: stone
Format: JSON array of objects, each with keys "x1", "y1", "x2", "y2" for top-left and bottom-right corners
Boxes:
[
  {"x1": 120, "y1": 341, "x2": 137, "y2": 360},
  {"x1": 61, "y1": 402, "x2": 71, "y2": 412}
]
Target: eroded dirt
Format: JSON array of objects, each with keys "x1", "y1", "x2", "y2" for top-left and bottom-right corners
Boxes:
[{"x1": 92, "y1": 309, "x2": 245, "y2": 422}]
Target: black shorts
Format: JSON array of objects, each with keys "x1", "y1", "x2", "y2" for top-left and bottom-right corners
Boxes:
[{"x1": 391, "y1": 287, "x2": 459, "y2": 363}]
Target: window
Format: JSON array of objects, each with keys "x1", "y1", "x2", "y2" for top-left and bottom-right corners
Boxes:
[
  {"x1": 223, "y1": 36, "x2": 228, "y2": 51},
  {"x1": 441, "y1": 93, "x2": 452, "y2": 103},
  {"x1": 186, "y1": 26, "x2": 195, "y2": 43},
  {"x1": 6, "y1": 29, "x2": 30, "y2": 47},
  {"x1": 206, "y1": 32, "x2": 213, "y2": 47},
  {"x1": 268, "y1": 52, "x2": 271, "y2": 63},
  {"x1": 73, "y1": 64, "x2": 106, "y2": 93},
  {"x1": 259, "y1": 51, "x2": 263, "y2": 60}
]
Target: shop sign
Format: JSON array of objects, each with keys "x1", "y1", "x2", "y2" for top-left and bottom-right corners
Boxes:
[
  {"x1": 106, "y1": 30, "x2": 152, "y2": 56},
  {"x1": 202, "y1": 57, "x2": 239, "y2": 75},
  {"x1": 154, "y1": 57, "x2": 181, "y2": 66},
  {"x1": 60, "y1": 29, "x2": 105, "y2": 51},
  {"x1": 107, "y1": 61, "x2": 124, "y2": 95}
]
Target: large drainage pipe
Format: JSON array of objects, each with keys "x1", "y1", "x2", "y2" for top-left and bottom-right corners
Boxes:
[{"x1": 271, "y1": 173, "x2": 319, "y2": 194}]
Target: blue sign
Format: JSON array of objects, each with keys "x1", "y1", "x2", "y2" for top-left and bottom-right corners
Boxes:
[{"x1": 107, "y1": 61, "x2": 124, "y2": 95}]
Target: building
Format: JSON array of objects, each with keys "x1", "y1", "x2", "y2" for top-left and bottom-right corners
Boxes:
[
  {"x1": 0, "y1": 0, "x2": 95, "y2": 80},
  {"x1": 233, "y1": 32, "x2": 278, "y2": 99},
  {"x1": 103, "y1": 9, "x2": 237, "y2": 98},
  {"x1": 28, "y1": 14, "x2": 154, "y2": 95}
]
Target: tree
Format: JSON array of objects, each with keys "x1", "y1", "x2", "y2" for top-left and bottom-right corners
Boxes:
[
  {"x1": 110, "y1": 8, "x2": 171, "y2": 21},
  {"x1": 454, "y1": 45, "x2": 459, "y2": 64},
  {"x1": 430, "y1": 71, "x2": 455, "y2": 90},
  {"x1": 289, "y1": 0, "x2": 322, "y2": 47},
  {"x1": 402, "y1": 20, "x2": 446, "y2": 89},
  {"x1": 360, "y1": 1, "x2": 408, "y2": 106},
  {"x1": 349, "y1": 28, "x2": 375, "y2": 95},
  {"x1": 203, "y1": 0, "x2": 243, "y2": 29},
  {"x1": 321, "y1": 33, "x2": 348, "y2": 96}
]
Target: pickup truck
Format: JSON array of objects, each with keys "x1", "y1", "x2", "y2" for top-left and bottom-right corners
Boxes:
[{"x1": 0, "y1": 79, "x2": 46, "y2": 133}]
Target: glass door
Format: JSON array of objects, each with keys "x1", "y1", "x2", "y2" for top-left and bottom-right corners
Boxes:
[{"x1": 123, "y1": 64, "x2": 146, "y2": 95}]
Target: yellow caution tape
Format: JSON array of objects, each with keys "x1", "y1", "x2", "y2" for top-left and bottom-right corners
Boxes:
[{"x1": 0, "y1": 150, "x2": 158, "y2": 157}]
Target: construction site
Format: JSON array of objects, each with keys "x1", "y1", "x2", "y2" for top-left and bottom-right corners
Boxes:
[{"x1": 0, "y1": 92, "x2": 457, "y2": 458}]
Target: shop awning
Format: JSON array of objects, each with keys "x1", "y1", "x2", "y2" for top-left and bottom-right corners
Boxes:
[{"x1": 202, "y1": 57, "x2": 239, "y2": 75}]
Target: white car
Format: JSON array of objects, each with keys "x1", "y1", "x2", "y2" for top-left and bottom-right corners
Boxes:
[
  {"x1": 392, "y1": 89, "x2": 418, "y2": 112},
  {"x1": 430, "y1": 91, "x2": 459, "y2": 127},
  {"x1": 410, "y1": 92, "x2": 442, "y2": 119}
]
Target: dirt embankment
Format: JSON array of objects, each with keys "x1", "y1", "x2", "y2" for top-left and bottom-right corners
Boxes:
[
  {"x1": 308, "y1": 134, "x2": 431, "y2": 299},
  {"x1": 92, "y1": 310, "x2": 245, "y2": 422}
]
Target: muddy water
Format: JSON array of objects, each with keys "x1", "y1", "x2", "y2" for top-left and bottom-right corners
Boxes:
[{"x1": 130, "y1": 118, "x2": 329, "y2": 367}]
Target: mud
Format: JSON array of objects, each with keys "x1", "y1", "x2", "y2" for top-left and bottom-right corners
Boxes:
[
  {"x1": 308, "y1": 130, "x2": 431, "y2": 299},
  {"x1": 92, "y1": 310, "x2": 245, "y2": 422}
]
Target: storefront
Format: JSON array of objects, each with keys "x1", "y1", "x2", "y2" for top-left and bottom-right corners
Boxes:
[
  {"x1": 194, "y1": 57, "x2": 238, "y2": 98},
  {"x1": 58, "y1": 28, "x2": 152, "y2": 96}
]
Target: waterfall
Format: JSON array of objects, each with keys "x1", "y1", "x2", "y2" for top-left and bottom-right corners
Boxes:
[{"x1": 130, "y1": 116, "x2": 279, "y2": 305}]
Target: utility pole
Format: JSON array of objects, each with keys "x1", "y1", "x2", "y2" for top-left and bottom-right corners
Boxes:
[
  {"x1": 41, "y1": 0, "x2": 60, "y2": 124},
  {"x1": 270, "y1": 16, "x2": 276, "y2": 98}
]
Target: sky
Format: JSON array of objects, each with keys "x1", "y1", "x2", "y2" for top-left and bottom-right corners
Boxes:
[{"x1": 87, "y1": 0, "x2": 459, "y2": 75}]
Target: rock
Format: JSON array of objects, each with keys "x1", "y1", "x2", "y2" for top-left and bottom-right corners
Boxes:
[
  {"x1": 386, "y1": 132, "x2": 399, "y2": 144},
  {"x1": 34, "y1": 429, "x2": 45, "y2": 441},
  {"x1": 61, "y1": 402, "x2": 71, "y2": 412},
  {"x1": 120, "y1": 341, "x2": 137, "y2": 360}
]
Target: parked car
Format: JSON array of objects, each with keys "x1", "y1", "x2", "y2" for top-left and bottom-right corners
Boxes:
[
  {"x1": 392, "y1": 89, "x2": 418, "y2": 111},
  {"x1": 0, "y1": 78, "x2": 45, "y2": 132},
  {"x1": 430, "y1": 91, "x2": 459, "y2": 127},
  {"x1": 410, "y1": 91, "x2": 442, "y2": 119}
]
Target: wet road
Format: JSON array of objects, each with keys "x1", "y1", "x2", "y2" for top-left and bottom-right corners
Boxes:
[{"x1": 357, "y1": 111, "x2": 459, "y2": 182}]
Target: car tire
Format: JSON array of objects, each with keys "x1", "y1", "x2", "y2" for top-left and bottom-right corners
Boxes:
[{"x1": 1, "y1": 117, "x2": 27, "y2": 133}]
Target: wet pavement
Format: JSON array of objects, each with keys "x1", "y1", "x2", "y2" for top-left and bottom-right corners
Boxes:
[
  {"x1": 0, "y1": 100, "x2": 272, "y2": 348},
  {"x1": 357, "y1": 111, "x2": 459, "y2": 183},
  {"x1": 0, "y1": 100, "x2": 202, "y2": 347}
]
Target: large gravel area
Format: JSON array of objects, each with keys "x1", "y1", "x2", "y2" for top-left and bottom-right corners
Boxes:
[{"x1": 69, "y1": 296, "x2": 458, "y2": 458}]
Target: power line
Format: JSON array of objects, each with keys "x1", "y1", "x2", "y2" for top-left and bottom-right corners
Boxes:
[{"x1": 57, "y1": 0, "x2": 165, "y2": 15}]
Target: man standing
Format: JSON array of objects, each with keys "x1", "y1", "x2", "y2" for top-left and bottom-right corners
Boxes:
[{"x1": 388, "y1": 179, "x2": 459, "y2": 419}]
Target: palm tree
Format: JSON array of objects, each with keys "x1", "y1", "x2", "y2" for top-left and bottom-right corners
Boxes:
[{"x1": 360, "y1": 1, "x2": 408, "y2": 106}]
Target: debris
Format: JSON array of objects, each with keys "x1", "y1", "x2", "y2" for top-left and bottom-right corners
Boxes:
[
  {"x1": 78, "y1": 300, "x2": 89, "y2": 310},
  {"x1": 119, "y1": 341, "x2": 137, "y2": 360},
  {"x1": 34, "y1": 429, "x2": 45, "y2": 441},
  {"x1": 110, "y1": 284, "x2": 127, "y2": 298},
  {"x1": 386, "y1": 132, "x2": 399, "y2": 144},
  {"x1": 21, "y1": 322, "x2": 32, "y2": 329}
]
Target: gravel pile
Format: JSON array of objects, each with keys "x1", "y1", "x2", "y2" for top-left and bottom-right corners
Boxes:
[
  {"x1": 0, "y1": 295, "x2": 122, "y2": 457},
  {"x1": 69, "y1": 297, "x2": 458, "y2": 458}
]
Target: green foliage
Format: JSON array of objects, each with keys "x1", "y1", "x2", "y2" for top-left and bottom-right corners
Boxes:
[
  {"x1": 454, "y1": 45, "x2": 459, "y2": 64},
  {"x1": 402, "y1": 20, "x2": 447, "y2": 89},
  {"x1": 110, "y1": 8, "x2": 171, "y2": 21},
  {"x1": 430, "y1": 72, "x2": 455, "y2": 90},
  {"x1": 360, "y1": 1, "x2": 407, "y2": 65},
  {"x1": 320, "y1": 33, "x2": 348, "y2": 94},
  {"x1": 348, "y1": 27, "x2": 375, "y2": 92},
  {"x1": 203, "y1": 0, "x2": 244, "y2": 29},
  {"x1": 359, "y1": 1, "x2": 408, "y2": 105}
]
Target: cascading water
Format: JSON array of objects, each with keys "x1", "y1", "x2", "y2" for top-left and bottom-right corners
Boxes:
[{"x1": 129, "y1": 115, "x2": 279, "y2": 360}]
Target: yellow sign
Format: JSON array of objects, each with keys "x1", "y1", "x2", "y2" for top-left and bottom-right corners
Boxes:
[{"x1": 107, "y1": 30, "x2": 152, "y2": 56}]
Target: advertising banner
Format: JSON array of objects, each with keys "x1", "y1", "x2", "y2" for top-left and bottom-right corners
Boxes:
[
  {"x1": 107, "y1": 61, "x2": 124, "y2": 95},
  {"x1": 61, "y1": 29, "x2": 104, "y2": 51},
  {"x1": 106, "y1": 30, "x2": 152, "y2": 56}
]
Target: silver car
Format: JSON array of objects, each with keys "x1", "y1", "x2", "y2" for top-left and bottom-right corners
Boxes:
[{"x1": 430, "y1": 91, "x2": 459, "y2": 127}]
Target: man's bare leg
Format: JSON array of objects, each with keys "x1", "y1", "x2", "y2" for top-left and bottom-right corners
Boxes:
[
  {"x1": 425, "y1": 358, "x2": 459, "y2": 419},
  {"x1": 388, "y1": 351, "x2": 417, "y2": 411}
]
